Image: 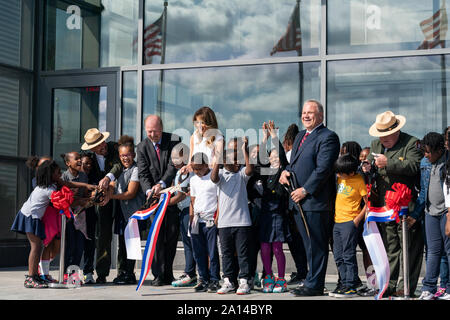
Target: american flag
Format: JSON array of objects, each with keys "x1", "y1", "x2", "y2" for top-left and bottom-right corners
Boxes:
[
  {"x1": 418, "y1": 3, "x2": 448, "y2": 49},
  {"x1": 270, "y1": 2, "x2": 301, "y2": 56},
  {"x1": 143, "y1": 13, "x2": 163, "y2": 64}
]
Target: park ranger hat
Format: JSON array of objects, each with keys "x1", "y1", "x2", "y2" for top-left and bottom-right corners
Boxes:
[
  {"x1": 81, "y1": 128, "x2": 110, "y2": 150},
  {"x1": 369, "y1": 111, "x2": 406, "y2": 137}
]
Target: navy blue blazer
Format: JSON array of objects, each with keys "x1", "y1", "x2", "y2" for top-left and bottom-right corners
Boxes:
[{"x1": 286, "y1": 124, "x2": 340, "y2": 212}]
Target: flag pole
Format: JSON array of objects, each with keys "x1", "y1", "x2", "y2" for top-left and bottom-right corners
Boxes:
[
  {"x1": 297, "y1": 0, "x2": 303, "y2": 120},
  {"x1": 157, "y1": 1, "x2": 168, "y2": 116},
  {"x1": 441, "y1": 0, "x2": 447, "y2": 130}
]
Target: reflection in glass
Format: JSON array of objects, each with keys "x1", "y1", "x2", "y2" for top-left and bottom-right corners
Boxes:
[
  {"x1": 0, "y1": 75, "x2": 19, "y2": 157},
  {"x1": 327, "y1": 55, "x2": 450, "y2": 148},
  {"x1": 143, "y1": 63, "x2": 320, "y2": 143},
  {"x1": 44, "y1": 0, "x2": 138, "y2": 70},
  {"x1": 328, "y1": 0, "x2": 450, "y2": 54},
  {"x1": 144, "y1": 0, "x2": 320, "y2": 64},
  {"x1": 122, "y1": 72, "x2": 138, "y2": 140},
  {"x1": 53, "y1": 87, "x2": 107, "y2": 167}
]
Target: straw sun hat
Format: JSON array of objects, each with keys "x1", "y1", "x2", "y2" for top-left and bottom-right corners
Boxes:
[
  {"x1": 81, "y1": 128, "x2": 110, "y2": 150},
  {"x1": 368, "y1": 111, "x2": 406, "y2": 137}
]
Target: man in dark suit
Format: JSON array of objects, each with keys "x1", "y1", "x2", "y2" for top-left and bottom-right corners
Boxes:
[
  {"x1": 81, "y1": 128, "x2": 123, "y2": 284},
  {"x1": 280, "y1": 99, "x2": 340, "y2": 296},
  {"x1": 137, "y1": 115, "x2": 181, "y2": 286}
]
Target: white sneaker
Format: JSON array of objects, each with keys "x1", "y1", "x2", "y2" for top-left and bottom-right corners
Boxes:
[
  {"x1": 437, "y1": 292, "x2": 450, "y2": 300},
  {"x1": 418, "y1": 291, "x2": 435, "y2": 300},
  {"x1": 84, "y1": 273, "x2": 95, "y2": 284},
  {"x1": 236, "y1": 278, "x2": 250, "y2": 295},
  {"x1": 217, "y1": 278, "x2": 235, "y2": 294}
]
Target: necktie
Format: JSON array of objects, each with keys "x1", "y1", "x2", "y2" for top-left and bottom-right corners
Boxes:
[
  {"x1": 298, "y1": 132, "x2": 310, "y2": 150},
  {"x1": 155, "y1": 143, "x2": 161, "y2": 161}
]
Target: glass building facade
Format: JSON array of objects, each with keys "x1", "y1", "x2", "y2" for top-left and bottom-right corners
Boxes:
[{"x1": 2, "y1": 0, "x2": 450, "y2": 266}]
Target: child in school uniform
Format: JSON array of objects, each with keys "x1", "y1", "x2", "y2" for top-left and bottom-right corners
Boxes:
[
  {"x1": 331, "y1": 153, "x2": 368, "y2": 298},
  {"x1": 104, "y1": 136, "x2": 145, "y2": 285},
  {"x1": 211, "y1": 136, "x2": 254, "y2": 295},
  {"x1": 60, "y1": 151, "x2": 91, "y2": 277},
  {"x1": 11, "y1": 160, "x2": 62, "y2": 288},
  {"x1": 170, "y1": 143, "x2": 198, "y2": 287},
  {"x1": 189, "y1": 152, "x2": 221, "y2": 293}
]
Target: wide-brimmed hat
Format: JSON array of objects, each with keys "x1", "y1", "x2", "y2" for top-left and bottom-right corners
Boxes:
[
  {"x1": 369, "y1": 111, "x2": 406, "y2": 137},
  {"x1": 81, "y1": 128, "x2": 110, "y2": 150}
]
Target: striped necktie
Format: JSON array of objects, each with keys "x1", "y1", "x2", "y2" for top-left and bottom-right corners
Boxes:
[
  {"x1": 298, "y1": 132, "x2": 310, "y2": 150},
  {"x1": 155, "y1": 143, "x2": 161, "y2": 160}
]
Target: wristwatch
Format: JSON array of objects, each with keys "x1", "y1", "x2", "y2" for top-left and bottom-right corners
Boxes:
[{"x1": 301, "y1": 188, "x2": 308, "y2": 196}]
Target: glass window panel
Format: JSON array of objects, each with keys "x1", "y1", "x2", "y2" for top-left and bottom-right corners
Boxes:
[
  {"x1": 144, "y1": 0, "x2": 320, "y2": 64},
  {"x1": 143, "y1": 62, "x2": 320, "y2": 144},
  {"x1": 0, "y1": 0, "x2": 34, "y2": 69},
  {"x1": 122, "y1": 72, "x2": 138, "y2": 140},
  {"x1": 0, "y1": 74, "x2": 20, "y2": 156},
  {"x1": 44, "y1": 0, "x2": 138, "y2": 70},
  {"x1": 328, "y1": 0, "x2": 450, "y2": 54},
  {"x1": 327, "y1": 55, "x2": 450, "y2": 149},
  {"x1": 53, "y1": 87, "x2": 107, "y2": 167},
  {"x1": 0, "y1": 163, "x2": 17, "y2": 240}
]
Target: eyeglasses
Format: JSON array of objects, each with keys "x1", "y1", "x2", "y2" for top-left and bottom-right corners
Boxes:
[{"x1": 120, "y1": 153, "x2": 134, "y2": 158}]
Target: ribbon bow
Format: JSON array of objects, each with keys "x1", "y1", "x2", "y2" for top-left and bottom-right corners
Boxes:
[
  {"x1": 51, "y1": 186, "x2": 74, "y2": 219},
  {"x1": 384, "y1": 183, "x2": 412, "y2": 222}
]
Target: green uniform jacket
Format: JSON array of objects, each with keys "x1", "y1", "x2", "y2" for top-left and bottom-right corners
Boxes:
[{"x1": 366, "y1": 131, "x2": 422, "y2": 212}]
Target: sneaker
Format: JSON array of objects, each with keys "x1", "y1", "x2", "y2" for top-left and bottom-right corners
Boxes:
[
  {"x1": 236, "y1": 278, "x2": 250, "y2": 295},
  {"x1": 217, "y1": 278, "x2": 236, "y2": 294},
  {"x1": 272, "y1": 277, "x2": 288, "y2": 293},
  {"x1": 418, "y1": 291, "x2": 435, "y2": 300},
  {"x1": 328, "y1": 283, "x2": 344, "y2": 297},
  {"x1": 262, "y1": 274, "x2": 275, "y2": 293},
  {"x1": 172, "y1": 274, "x2": 197, "y2": 287},
  {"x1": 253, "y1": 272, "x2": 261, "y2": 288},
  {"x1": 287, "y1": 272, "x2": 305, "y2": 285},
  {"x1": 357, "y1": 286, "x2": 377, "y2": 297},
  {"x1": 194, "y1": 281, "x2": 209, "y2": 292},
  {"x1": 437, "y1": 292, "x2": 450, "y2": 300},
  {"x1": 84, "y1": 273, "x2": 95, "y2": 284},
  {"x1": 40, "y1": 274, "x2": 58, "y2": 284},
  {"x1": 207, "y1": 281, "x2": 220, "y2": 293},
  {"x1": 335, "y1": 287, "x2": 357, "y2": 298},
  {"x1": 24, "y1": 275, "x2": 48, "y2": 289},
  {"x1": 434, "y1": 287, "x2": 446, "y2": 298}
]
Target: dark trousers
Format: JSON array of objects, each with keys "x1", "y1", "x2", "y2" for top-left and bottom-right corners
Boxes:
[
  {"x1": 95, "y1": 200, "x2": 114, "y2": 278},
  {"x1": 151, "y1": 206, "x2": 180, "y2": 281},
  {"x1": 83, "y1": 206, "x2": 96, "y2": 275},
  {"x1": 218, "y1": 226, "x2": 251, "y2": 281},
  {"x1": 333, "y1": 220, "x2": 360, "y2": 289},
  {"x1": 179, "y1": 207, "x2": 196, "y2": 277},
  {"x1": 379, "y1": 218, "x2": 424, "y2": 295},
  {"x1": 287, "y1": 211, "x2": 308, "y2": 279},
  {"x1": 115, "y1": 208, "x2": 136, "y2": 275},
  {"x1": 64, "y1": 219, "x2": 85, "y2": 272},
  {"x1": 190, "y1": 222, "x2": 220, "y2": 283},
  {"x1": 293, "y1": 209, "x2": 330, "y2": 291},
  {"x1": 422, "y1": 213, "x2": 450, "y2": 293}
]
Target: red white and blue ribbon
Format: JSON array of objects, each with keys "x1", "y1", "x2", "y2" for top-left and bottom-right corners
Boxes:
[
  {"x1": 124, "y1": 192, "x2": 171, "y2": 291},
  {"x1": 363, "y1": 183, "x2": 412, "y2": 300}
]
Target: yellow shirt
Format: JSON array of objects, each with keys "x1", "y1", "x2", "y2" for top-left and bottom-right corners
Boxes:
[{"x1": 335, "y1": 174, "x2": 367, "y2": 223}]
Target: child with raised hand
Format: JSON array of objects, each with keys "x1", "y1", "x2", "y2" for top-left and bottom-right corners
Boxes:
[
  {"x1": 11, "y1": 160, "x2": 62, "y2": 288},
  {"x1": 189, "y1": 152, "x2": 221, "y2": 293},
  {"x1": 170, "y1": 143, "x2": 198, "y2": 288},
  {"x1": 211, "y1": 136, "x2": 254, "y2": 295},
  {"x1": 105, "y1": 135, "x2": 145, "y2": 285},
  {"x1": 331, "y1": 153, "x2": 368, "y2": 298},
  {"x1": 181, "y1": 106, "x2": 223, "y2": 174},
  {"x1": 258, "y1": 121, "x2": 291, "y2": 293}
]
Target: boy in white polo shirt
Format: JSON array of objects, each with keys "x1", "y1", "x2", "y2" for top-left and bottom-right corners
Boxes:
[
  {"x1": 189, "y1": 152, "x2": 221, "y2": 293},
  {"x1": 211, "y1": 137, "x2": 254, "y2": 295}
]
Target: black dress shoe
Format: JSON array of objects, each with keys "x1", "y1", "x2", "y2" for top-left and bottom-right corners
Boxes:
[
  {"x1": 113, "y1": 273, "x2": 137, "y2": 285},
  {"x1": 292, "y1": 286, "x2": 323, "y2": 297},
  {"x1": 96, "y1": 276, "x2": 107, "y2": 284},
  {"x1": 151, "y1": 277, "x2": 165, "y2": 286}
]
